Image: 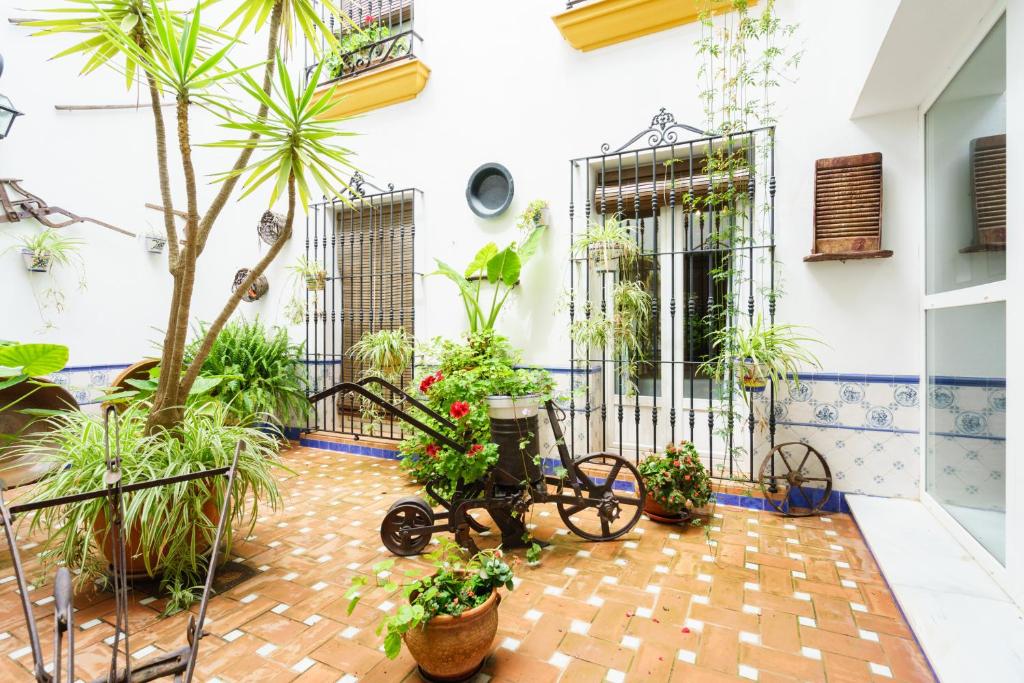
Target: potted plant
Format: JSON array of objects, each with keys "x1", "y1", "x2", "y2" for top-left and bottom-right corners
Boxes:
[
  {"x1": 569, "y1": 280, "x2": 652, "y2": 393},
  {"x1": 349, "y1": 328, "x2": 414, "y2": 429},
  {"x1": 11, "y1": 229, "x2": 83, "y2": 273},
  {"x1": 638, "y1": 441, "x2": 713, "y2": 523},
  {"x1": 289, "y1": 255, "x2": 327, "y2": 291},
  {"x1": 703, "y1": 314, "x2": 821, "y2": 395},
  {"x1": 346, "y1": 539, "x2": 514, "y2": 681},
  {"x1": 432, "y1": 199, "x2": 547, "y2": 334},
  {"x1": 401, "y1": 332, "x2": 552, "y2": 491},
  {"x1": 324, "y1": 14, "x2": 409, "y2": 80},
  {"x1": 15, "y1": 401, "x2": 282, "y2": 613},
  {"x1": 143, "y1": 231, "x2": 167, "y2": 254},
  {"x1": 571, "y1": 213, "x2": 639, "y2": 272}
]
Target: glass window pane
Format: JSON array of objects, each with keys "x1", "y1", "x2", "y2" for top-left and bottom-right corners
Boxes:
[
  {"x1": 925, "y1": 302, "x2": 1006, "y2": 564},
  {"x1": 925, "y1": 16, "x2": 1006, "y2": 294}
]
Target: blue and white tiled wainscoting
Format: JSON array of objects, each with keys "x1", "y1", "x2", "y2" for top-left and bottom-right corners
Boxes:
[
  {"x1": 765, "y1": 373, "x2": 1006, "y2": 503},
  {"x1": 48, "y1": 364, "x2": 132, "y2": 412}
]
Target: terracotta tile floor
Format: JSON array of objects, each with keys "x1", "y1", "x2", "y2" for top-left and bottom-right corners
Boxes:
[{"x1": 0, "y1": 446, "x2": 936, "y2": 682}]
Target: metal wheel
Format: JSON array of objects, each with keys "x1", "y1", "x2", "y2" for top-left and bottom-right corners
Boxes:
[
  {"x1": 557, "y1": 454, "x2": 646, "y2": 541},
  {"x1": 381, "y1": 497, "x2": 434, "y2": 556},
  {"x1": 758, "y1": 442, "x2": 833, "y2": 517}
]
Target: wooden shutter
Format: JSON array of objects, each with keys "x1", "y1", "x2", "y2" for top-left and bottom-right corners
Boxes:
[
  {"x1": 805, "y1": 152, "x2": 891, "y2": 262},
  {"x1": 968, "y1": 134, "x2": 1006, "y2": 249},
  {"x1": 336, "y1": 195, "x2": 415, "y2": 390},
  {"x1": 592, "y1": 151, "x2": 750, "y2": 217}
]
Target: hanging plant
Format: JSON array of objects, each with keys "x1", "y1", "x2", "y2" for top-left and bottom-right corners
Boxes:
[
  {"x1": 288, "y1": 255, "x2": 327, "y2": 291},
  {"x1": 143, "y1": 232, "x2": 167, "y2": 254},
  {"x1": 571, "y1": 213, "x2": 639, "y2": 272}
]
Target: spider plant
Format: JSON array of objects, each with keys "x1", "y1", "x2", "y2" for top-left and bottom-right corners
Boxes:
[
  {"x1": 701, "y1": 313, "x2": 822, "y2": 394},
  {"x1": 349, "y1": 328, "x2": 413, "y2": 383},
  {"x1": 570, "y1": 280, "x2": 652, "y2": 393},
  {"x1": 571, "y1": 214, "x2": 639, "y2": 271},
  {"x1": 183, "y1": 318, "x2": 310, "y2": 427},
  {"x1": 13, "y1": 402, "x2": 283, "y2": 613},
  {"x1": 12, "y1": 229, "x2": 83, "y2": 273},
  {"x1": 288, "y1": 255, "x2": 327, "y2": 291}
]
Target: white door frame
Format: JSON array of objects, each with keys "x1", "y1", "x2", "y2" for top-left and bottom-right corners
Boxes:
[{"x1": 917, "y1": 1, "x2": 1014, "y2": 599}]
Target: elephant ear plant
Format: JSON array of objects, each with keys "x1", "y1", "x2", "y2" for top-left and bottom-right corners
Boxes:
[
  {"x1": 23, "y1": 0, "x2": 357, "y2": 436},
  {"x1": 12, "y1": 402, "x2": 283, "y2": 614},
  {"x1": 433, "y1": 200, "x2": 548, "y2": 333}
]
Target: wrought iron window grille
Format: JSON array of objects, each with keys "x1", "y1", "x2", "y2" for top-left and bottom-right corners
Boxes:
[
  {"x1": 568, "y1": 109, "x2": 778, "y2": 484},
  {"x1": 305, "y1": 172, "x2": 421, "y2": 442},
  {"x1": 304, "y1": 0, "x2": 421, "y2": 85}
]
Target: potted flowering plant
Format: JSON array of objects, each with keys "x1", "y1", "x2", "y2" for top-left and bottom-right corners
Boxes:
[
  {"x1": 399, "y1": 332, "x2": 552, "y2": 490},
  {"x1": 346, "y1": 539, "x2": 514, "y2": 681},
  {"x1": 637, "y1": 441, "x2": 713, "y2": 524}
]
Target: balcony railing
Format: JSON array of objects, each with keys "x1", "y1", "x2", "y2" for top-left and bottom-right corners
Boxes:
[{"x1": 305, "y1": 0, "x2": 421, "y2": 86}]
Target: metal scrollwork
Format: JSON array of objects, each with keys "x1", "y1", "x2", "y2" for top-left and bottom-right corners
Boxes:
[
  {"x1": 346, "y1": 171, "x2": 396, "y2": 200},
  {"x1": 600, "y1": 108, "x2": 709, "y2": 154}
]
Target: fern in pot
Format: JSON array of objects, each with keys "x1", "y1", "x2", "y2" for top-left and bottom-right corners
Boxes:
[{"x1": 11, "y1": 401, "x2": 283, "y2": 613}]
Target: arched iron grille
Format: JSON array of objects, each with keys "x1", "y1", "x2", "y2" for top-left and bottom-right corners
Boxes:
[
  {"x1": 567, "y1": 111, "x2": 777, "y2": 483},
  {"x1": 305, "y1": 176, "x2": 419, "y2": 440}
]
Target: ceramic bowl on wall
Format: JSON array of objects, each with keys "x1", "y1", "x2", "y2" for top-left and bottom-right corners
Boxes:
[{"x1": 466, "y1": 163, "x2": 514, "y2": 218}]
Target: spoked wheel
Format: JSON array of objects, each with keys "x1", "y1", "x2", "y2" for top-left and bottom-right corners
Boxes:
[
  {"x1": 758, "y1": 442, "x2": 833, "y2": 517},
  {"x1": 381, "y1": 497, "x2": 435, "y2": 556},
  {"x1": 557, "y1": 454, "x2": 646, "y2": 541}
]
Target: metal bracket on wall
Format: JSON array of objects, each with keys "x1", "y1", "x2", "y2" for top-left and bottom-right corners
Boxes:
[{"x1": 0, "y1": 178, "x2": 136, "y2": 237}]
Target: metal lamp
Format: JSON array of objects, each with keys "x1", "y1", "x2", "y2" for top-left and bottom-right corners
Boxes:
[{"x1": 0, "y1": 54, "x2": 22, "y2": 140}]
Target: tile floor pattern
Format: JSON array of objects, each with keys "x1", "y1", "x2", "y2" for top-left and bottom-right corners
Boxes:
[{"x1": 0, "y1": 446, "x2": 935, "y2": 682}]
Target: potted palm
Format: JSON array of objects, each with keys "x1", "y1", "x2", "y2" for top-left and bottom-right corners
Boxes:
[
  {"x1": 704, "y1": 314, "x2": 822, "y2": 395},
  {"x1": 638, "y1": 441, "x2": 713, "y2": 523},
  {"x1": 346, "y1": 539, "x2": 514, "y2": 681},
  {"x1": 571, "y1": 213, "x2": 639, "y2": 272}
]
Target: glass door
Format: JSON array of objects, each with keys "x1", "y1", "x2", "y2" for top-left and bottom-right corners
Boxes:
[{"x1": 923, "y1": 15, "x2": 1007, "y2": 564}]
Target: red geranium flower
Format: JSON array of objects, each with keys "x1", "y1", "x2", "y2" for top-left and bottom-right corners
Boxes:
[
  {"x1": 467, "y1": 444, "x2": 484, "y2": 458},
  {"x1": 450, "y1": 401, "x2": 470, "y2": 419},
  {"x1": 684, "y1": 474, "x2": 691, "y2": 481},
  {"x1": 419, "y1": 370, "x2": 443, "y2": 394},
  {"x1": 425, "y1": 443, "x2": 439, "y2": 458},
  {"x1": 673, "y1": 459, "x2": 681, "y2": 467},
  {"x1": 363, "y1": 14, "x2": 375, "y2": 25}
]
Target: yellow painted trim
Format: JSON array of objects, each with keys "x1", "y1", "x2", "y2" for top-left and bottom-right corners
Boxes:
[
  {"x1": 552, "y1": 0, "x2": 757, "y2": 52},
  {"x1": 315, "y1": 58, "x2": 430, "y2": 119}
]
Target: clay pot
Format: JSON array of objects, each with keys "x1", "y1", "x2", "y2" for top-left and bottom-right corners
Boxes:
[
  {"x1": 643, "y1": 497, "x2": 690, "y2": 525},
  {"x1": 0, "y1": 380, "x2": 78, "y2": 489},
  {"x1": 101, "y1": 358, "x2": 158, "y2": 412},
  {"x1": 92, "y1": 492, "x2": 220, "y2": 579},
  {"x1": 403, "y1": 588, "x2": 500, "y2": 682}
]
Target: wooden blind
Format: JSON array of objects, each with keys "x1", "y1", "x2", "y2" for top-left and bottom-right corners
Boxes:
[
  {"x1": 336, "y1": 196, "x2": 415, "y2": 390},
  {"x1": 338, "y1": 0, "x2": 412, "y2": 31},
  {"x1": 592, "y1": 152, "x2": 750, "y2": 217},
  {"x1": 806, "y1": 152, "x2": 891, "y2": 261},
  {"x1": 969, "y1": 134, "x2": 1006, "y2": 249}
]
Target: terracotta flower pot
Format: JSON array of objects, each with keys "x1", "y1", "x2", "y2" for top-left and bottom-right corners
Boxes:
[
  {"x1": 402, "y1": 589, "x2": 500, "y2": 682},
  {"x1": 92, "y1": 493, "x2": 221, "y2": 579},
  {"x1": 643, "y1": 497, "x2": 691, "y2": 525}
]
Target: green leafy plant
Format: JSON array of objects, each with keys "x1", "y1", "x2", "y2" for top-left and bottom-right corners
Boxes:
[
  {"x1": 569, "y1": 280, "x2": 652, "y2": 394},
  {"x1": 5, "y1": 229, "x2": 87, "y2": 329},
  {"x1": 181, "y1": 318, "x2": 310, "y2": 427},
  {"x1": 0, "y1": 342, "x2": 70, "y2": 445},
  {"x1": 345, "y1": 539, "x2": 514, "y2": 659},
  {"x1": 702, "y1": 314, "x2": 821, "y2": 396},
  {"x1": 323, "y1": 15, "x2": 406, "y2": 80},
  {"x1": 350, "y1": 328, "x2": 413, "y2": 383},
  {"x1": 288, "y1": 255, "x2": 327, "y2": 290},
  {"x1": 433, "y1": 203, "x2": 547, "y2": 334},
  {"x1": 398, "y1": 332, "x2": 553, "y2": 488},
  {"x1": 638, "y1": 441, "x2": 713, "y2": 516},
  {"x1": 13, "y1": 401, "x2": 283, "y2": 613},
  {"x1": 571, "y1": 214, "x2": 638, "y2": 271}
]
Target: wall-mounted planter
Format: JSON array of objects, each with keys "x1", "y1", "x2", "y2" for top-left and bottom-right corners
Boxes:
[
  {"x1": 144, "y1": 235, "x2": 167, "y2": 254},
  {"x1": 314, "y1": 58, "x2": 430, "y2": 119},
  {"x1": 21, "y1": 248, "x2": 51, "y2": 272},
  {"x1": 552, "y1": 0, "x2": 753, "y2": 52},
  {"x1": 232, "y1": 268, "x2": 269, "y2": 302}
]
